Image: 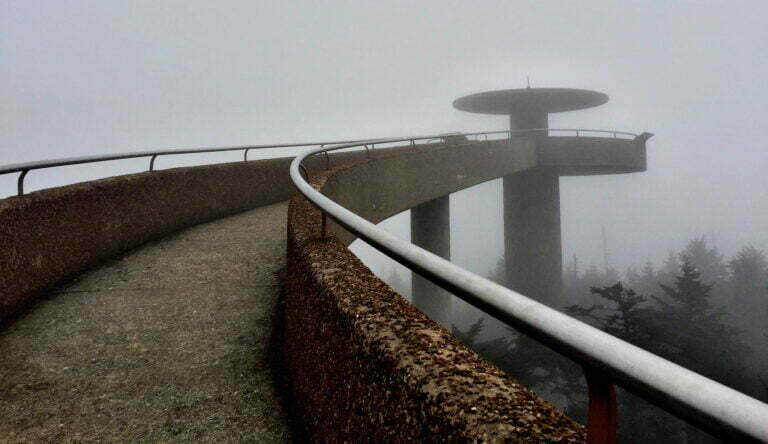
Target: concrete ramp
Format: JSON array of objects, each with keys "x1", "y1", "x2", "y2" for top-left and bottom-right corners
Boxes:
[{"x1": 0, "y1": 202, "x2": 295, "y2": 442}]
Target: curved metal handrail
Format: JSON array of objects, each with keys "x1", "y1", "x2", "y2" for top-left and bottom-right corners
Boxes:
[
  {"x1": 511, "y1": 128, "x2": 639, "y2": 138},
  {"x1": 289, "y1": 131, "x2": 768, "y2": 443},
  {"x1": 0, "y1": 138, "x2": 378, "y2": 196},
  {"x1": 0, "y1": 127, "x2": 644, "y2": 197}
]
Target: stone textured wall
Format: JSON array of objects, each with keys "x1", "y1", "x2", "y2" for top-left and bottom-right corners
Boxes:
[
  {"x1": 1, "y1": 135, "x2": 645, "y2": 438},
  {"x1": 0, "y1": 157, "x2": 298, "y2": 323},
  {"x1": 538, "y1": 135, "x2": 647, "y2": 175},
  {"x1": 320, "y1": 139, "x2": 537, "y2": 245},
  {"x1": 284, "y1": 166, "x2": 586, "y2": 442},
  {"x1": 0, "y1": 143, "x2": 431, "y2": 324}
]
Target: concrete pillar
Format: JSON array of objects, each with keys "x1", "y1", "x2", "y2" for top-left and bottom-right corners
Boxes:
[
  {"x1": 411, "y1": 195, "x2": 452, "y2": 327},
  {"x1": 510, "y1": 109, "x2": 548, "y2": 133},
  {"x1": 503, "y1": 169, "x2": 562, "y2": 307}
]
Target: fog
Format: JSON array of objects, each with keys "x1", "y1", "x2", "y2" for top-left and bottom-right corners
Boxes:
[
  {"x1": 3, "y1": 1, "x2": 767, "y2": 269},
  {"x1": 3, "y1": 1, "x2": 767, "y2": 438}
]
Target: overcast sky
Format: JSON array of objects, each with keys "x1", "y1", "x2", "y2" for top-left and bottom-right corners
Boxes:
[{"x1": 2, "y1": 0, "x2": 767, "y2": 274}]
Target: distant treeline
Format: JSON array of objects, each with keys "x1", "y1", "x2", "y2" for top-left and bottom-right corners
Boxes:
[{"x1": 452, "y1": 237, "x2": 767, "y2": 443}]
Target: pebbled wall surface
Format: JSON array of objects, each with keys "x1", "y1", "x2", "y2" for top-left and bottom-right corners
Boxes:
[
  {"x1": 0, "y1": 157, "x2": 301, "y2": 323},
  {"x1": 284, "y1": 161, "x2": 586, "y2": 442},
  {"x1": 0, "y1": 145, "x2": 413, "y2": 324}
]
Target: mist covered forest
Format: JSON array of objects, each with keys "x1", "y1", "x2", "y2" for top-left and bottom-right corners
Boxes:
[{"x1": 386, "y1": 236, "x2": 767, "y2": 442}]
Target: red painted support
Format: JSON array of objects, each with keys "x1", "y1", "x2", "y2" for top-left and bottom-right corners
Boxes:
[
  {"x1": 321, "y1": 212, "x2": 327, "y2": 239},
  {"x1": 584, "y1": 367, "x2": 618, "y2": 444}
]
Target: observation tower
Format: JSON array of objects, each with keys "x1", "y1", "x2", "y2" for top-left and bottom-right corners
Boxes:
[
  {"x1": 452, "y1": 87, "x2": 621, "y2": 307},
  {"x1": 453, "y1": 87, "x2": 609, "y2": 131}
]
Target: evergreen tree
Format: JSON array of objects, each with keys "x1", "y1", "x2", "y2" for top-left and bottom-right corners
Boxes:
[
  {"x1": 603, "y1": 266, "x2": 621, "y2": 288},
  {"x1": 657, "y1": 250, "x2": 680, "y2": 289},
  {"x1": 636, "y1": 260, "x2": 659, "y2": 300},
  {"x1": 566, "y1": 283, "x2": 653, "y2": 347},
  {"x1": 682, "y1": 237, "x2": 728, "y2": 287},
  {"x1": 456, "y1": 255, "x2": 755, "y2": 441},
  {"x1": 567, "y1": 283, "x2": 688, "y2": 442},
  {"x1": 452, "y1": 317, "x2": 513, "y2": 365},
  {"x1": 728, "y1": 245, "x2": 768, "y2": 306},
  {"x1": 653, "y1": 257, "x2": 750, "y2": 389},
  {"x1": 681, "y1": 237, "x2": 728, "y2": 307},
  {"x1": 625, "y1": 265, "x2": 640, "y2": 289},
  {"x1": 726, "y1": 246, "x2": 768, "y2": 378}
]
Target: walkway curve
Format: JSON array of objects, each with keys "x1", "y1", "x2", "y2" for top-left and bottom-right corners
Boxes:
[{"x1": 0, "y1": 202, "x2": 295, "y2": 442}]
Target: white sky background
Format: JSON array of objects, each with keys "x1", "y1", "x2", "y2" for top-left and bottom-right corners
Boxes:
[{"x1": 2, "y1": 0, "x2": 767, "y2": 273}]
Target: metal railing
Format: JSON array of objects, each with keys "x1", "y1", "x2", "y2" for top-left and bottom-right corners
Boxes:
[
  {"x1": 0, "y1": 128, "x2": 643, "y2": 197},
  {"x1": 4, "y1": 127, "x2": 739, "y2": 441},
  {"x1": 0, "y1": 138, "x2": 381, "y2": 196},
  {"x1": 289, "y1": 130, "x2": 768, "y2": 443}
]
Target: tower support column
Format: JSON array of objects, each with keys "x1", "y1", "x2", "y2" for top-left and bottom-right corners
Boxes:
[
  {"x1": 510, "y1": 109, "x2": 548, "y2": 133},
  {"x1": 503, "y1": 169, "x2": 562, "y2": 307},
  {"x1": 411, "y1": 195, "x2": 451, "y2": 326}
]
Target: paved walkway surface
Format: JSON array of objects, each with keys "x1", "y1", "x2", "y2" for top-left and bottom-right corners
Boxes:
[{"x1": 0, "y1": 202, "x2": 296, "y2": 442}]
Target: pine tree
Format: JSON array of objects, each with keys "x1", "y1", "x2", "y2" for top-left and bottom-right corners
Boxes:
[
  {"x1": 564, "y1": 283, "x2": 687, "y2": 441},
  {"x1": 636, "y1": 260, "x2": 658, "y2": 299},
  {"x1": 566, "y1": 283, "x2": 653, "y2": 348},
  {"x1": 682, "y1": 237, "x2": 728, "y2": 288},
  {"x1": 728, "y1": 245, "x2": 767, "y2": 307},
  {"x1": 657, "y1": 250, "x2": 680, "y2": 289},
  {"x1": 653, "y1": 257, "x2": 750, "y2": 389},
  {"x1": 451, "y1": 317, "x2": 513, "y2": 365},
  {"x1": 727, "y1": 245, "x2": 768, "y2": 378}
]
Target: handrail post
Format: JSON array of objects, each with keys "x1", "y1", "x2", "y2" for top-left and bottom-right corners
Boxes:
[
  {"x1": 149, "y1": 154, "x2": 158, "y2": 172},
  {"x1": 584, "y1": 366, "x2": 618, "y2": 444},
  {"x1": 321, "y1": 212, "x2": 328, "y2": 238},
  {"x1": 244, "y1": 148, "x2": 250, "y2": 162},
  {"x1": 17, "y1": 169, "x2": 29, "y2": 196},
  {"x1": 298, "y1": 164, "x2": 309, "y2": 182}
]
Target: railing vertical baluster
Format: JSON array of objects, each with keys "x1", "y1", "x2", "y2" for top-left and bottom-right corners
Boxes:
[
  {"x1": 149, "y1": 155, "x2": 159, "y2": 172},
  {"x1": 17, "y1": 169, "x2": 29, "y2": 196},
  {"x1": 298, "y1": 164, "x2": 309, "y2": 182},
  {"x1": 244, "y1": 148, "x2": 250, "y2": 162},
  {"x1": 584, "y1": 367, "x2": 618, "y2": 444},
  {"x1": 321, "y1": 212, "x2": 327, "y2": 238}
]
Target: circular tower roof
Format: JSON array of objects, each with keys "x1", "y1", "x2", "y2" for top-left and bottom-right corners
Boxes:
[{"x1": 453, "y1": 88, "x2": 609, "y2": 115}]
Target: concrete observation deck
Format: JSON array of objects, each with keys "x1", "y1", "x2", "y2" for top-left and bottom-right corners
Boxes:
[
  {"x1": 0, "y1": 202, "x2": 296, "y2": 442},
  {"x1": 0, "y1": 129, "x2": 649, "y2": 441}
]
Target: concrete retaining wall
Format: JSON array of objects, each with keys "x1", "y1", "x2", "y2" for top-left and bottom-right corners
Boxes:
[
  {"x1": 2, "y1": 134, "x2": 646, "y2": 438},
  {"x1": 284, "y1": 154, "x2": 586, "y2": 441},
  {"x1": 538, "y1": 136, "x2": 646, "y2": 175},
  {"x1": 0, "y1": 143, "x2": 416, "y2": 324},
  {"x1": 0, "y1": 157, "x2": 303, "y2": 323},
  {"x1": 321, "y1": 139, "x2": 536, "y2": 245}
]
